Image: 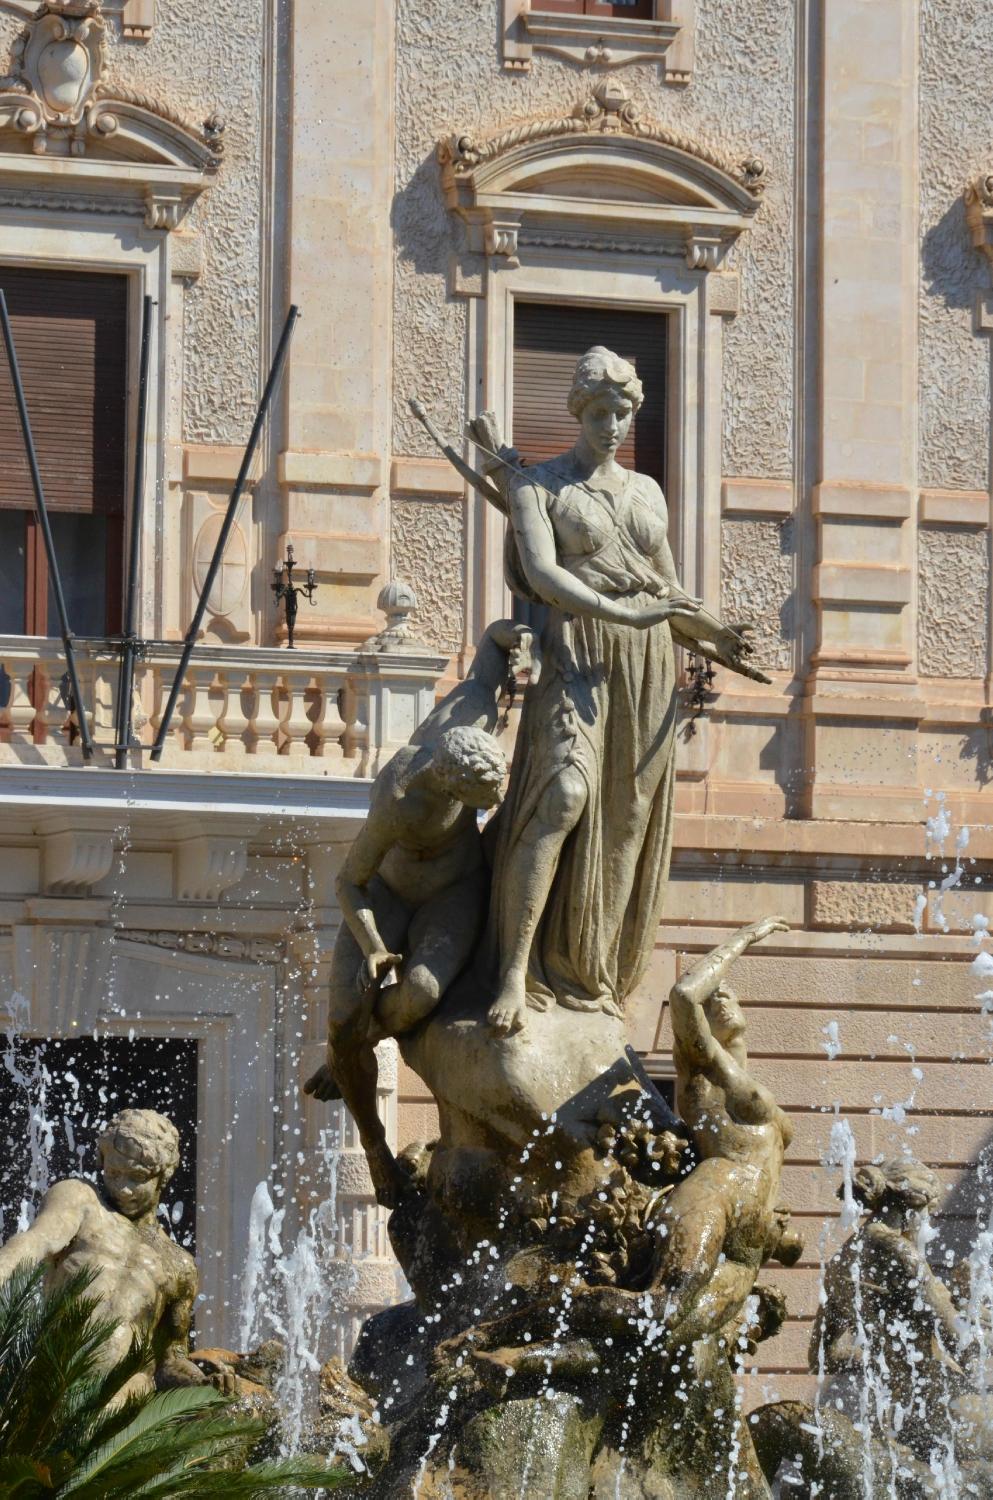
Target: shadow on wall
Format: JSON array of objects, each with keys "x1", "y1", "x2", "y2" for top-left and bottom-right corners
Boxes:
[
  {"x1": 959, "y1": 723, "x2": 993, "y2": 787},
  {"x1": 931, "y1": 1128, "x2": 993, "y2": 1265},
  {"x1": 921, "y1": 196, "x2": 984, "y2": 313}
]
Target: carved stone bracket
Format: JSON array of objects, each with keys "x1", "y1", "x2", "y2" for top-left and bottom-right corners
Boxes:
[
  {"x1": 0, "y1": 1, "x2": 220, "y2": 228},
  {"x1": 43, "y1": 828, "x2": 114, "y2": 894},
  {"x1": 121, "y1": 0, "x2": 154, "y2": 39},
  {"x1": 175, "y1": 836, "x2": 249, "y2": 902},
  {"x1": 439, "y1": 82, "x2": 764, "y2": 272}
]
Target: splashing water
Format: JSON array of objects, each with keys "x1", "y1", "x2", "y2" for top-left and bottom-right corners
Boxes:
[{"x1": 240, "y1": 1127, "x2": 356, "y2": 1453}]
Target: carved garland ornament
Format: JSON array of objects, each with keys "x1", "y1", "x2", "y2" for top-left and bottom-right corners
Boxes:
[
  {"x1": 439, "y1": 81, "x2": 765, "y2": 272},
  {"x1": 0, "y1": 0, "x2": 219, "y2": 226}
]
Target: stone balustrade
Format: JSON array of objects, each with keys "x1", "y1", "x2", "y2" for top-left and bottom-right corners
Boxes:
[{"x1": 0, "y1": 636, "x2": 447, "y2": 774}]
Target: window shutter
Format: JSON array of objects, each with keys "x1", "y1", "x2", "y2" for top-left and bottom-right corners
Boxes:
[
  {"x1": 0, "y1": 267, "x2": 128, "y2": 515},
  {"x1": 511, "y1": 301, "x2": 668, "y2": 492}
]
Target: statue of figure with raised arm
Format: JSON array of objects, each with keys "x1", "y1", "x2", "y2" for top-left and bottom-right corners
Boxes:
[
  {"x1": 304, "y1": 619, "x2": 530, "y2": 1206},
  {"x1": 650, "y1": 917, "x2": 800, "y2": 1344},
  {"x1": 0, "y1": 1110, "x2": 229, "y2": 1400},
  {"x1": 470, "y1": 347, "x2": 769, "y2": 1039}
]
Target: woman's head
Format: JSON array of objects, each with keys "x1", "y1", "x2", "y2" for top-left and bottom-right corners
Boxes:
[
  {"x1": 567, "y1": 346, "x2": 643, "y2": 461},
  {"x1": 567, "y1": 346, "x2": 644, "y2": 418}
]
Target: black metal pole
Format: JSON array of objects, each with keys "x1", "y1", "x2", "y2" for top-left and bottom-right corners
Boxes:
[
  {"x1": 151, "y1": 304, "x2": 300, "y2": 762},
  {"x1": 0, "y1": 289, "x2": 94, "y2": 761},
  {"x1": 114, "y1": 294, "x2": 153, "y2": 769}
]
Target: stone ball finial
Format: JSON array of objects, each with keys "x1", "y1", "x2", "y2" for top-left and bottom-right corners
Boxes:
[
  {"x1": 376, "y1": 579, "x2": 418, "y2": 621},
  {"x1": 362, "y1": 579, "x2": 426, "y2": 653}
]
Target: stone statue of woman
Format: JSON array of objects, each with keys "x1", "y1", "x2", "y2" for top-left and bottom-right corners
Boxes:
[{"x1": 478, "y1": 346, "x2": 768, "y2": 1036}]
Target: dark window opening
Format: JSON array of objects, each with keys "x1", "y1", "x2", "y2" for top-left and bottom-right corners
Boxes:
[
  {"x1": 0, "y1": 1034, "x2": 199, "y2": 1253},
  {"x1": 512, "y1": 299, "x2": 668, "y2": 494},
  {"x1": 0, "y1": 267, "x2": 128, "y2": 638}
]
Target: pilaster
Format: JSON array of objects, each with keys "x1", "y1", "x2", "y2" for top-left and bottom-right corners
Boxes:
[
  {"x1": 802, "y1": 0, "x2": 921, "y2": 820},
  {"x1": 281, "y1": 0, "x2": 395, "y2": 647}
]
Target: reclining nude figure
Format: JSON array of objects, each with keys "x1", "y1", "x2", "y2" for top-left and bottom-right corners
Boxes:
[
  {"x1": 304, "y1": 620, "x2": 530, "y2": 1205},
  {"x1": 0, "y1": 1110, "x2": 230, "y2": 1401},
  {"x1": 651, "y1": 916, "x2": 800, "y2": 1345}
]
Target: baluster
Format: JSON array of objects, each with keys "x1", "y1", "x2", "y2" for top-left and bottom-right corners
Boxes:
[
  {"x1": 249, "y1": 669, "x2": 282, "y2": 757},
  {"x1": 90, "y1": 657, "x2": 114, "y2": 743},
  {"x1": 3, "y1": 657, "x2": 36, "y2": 751},
  {"x1": 312, "y1": 673, "x2": 346, "y2": 761},
  {"x1": 35, "y1": 656, "x2": 70, "y2": 752},
  {"x1": 74, "y1": 659, "x2": 99, "y2": 754},
  {"x1": 181, "y1": 665, "x2": 219, "y2": 754},
  {"x1": 280, "y1": 670, "x2": 313, "y2": 758},
  {"x1": 216, "y1": 669, "x2": 247, "y2": 760},
  {"x1": 143, "y1": 659, "x2": 161, "y2": 751}
]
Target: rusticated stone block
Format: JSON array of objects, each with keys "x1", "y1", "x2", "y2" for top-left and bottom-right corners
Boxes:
[{"x1": 808, "y1": 879, "x2": 920, "y2": 932}]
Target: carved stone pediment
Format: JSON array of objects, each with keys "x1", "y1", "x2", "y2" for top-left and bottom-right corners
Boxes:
[
  {"x1": 0, "y1": 0, "x2": 219, "y2": 227},
  {"x1": 439, "y1": 82, "x2": 764, "y2": 271}
]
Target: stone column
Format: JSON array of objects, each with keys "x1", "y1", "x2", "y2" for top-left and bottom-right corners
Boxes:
[
  {"x1": 279, "y1": 1, "x2": 395, "y2": 648},
  {"x1": 803, "y1": 0, "x2": 924, "y2": 820}
]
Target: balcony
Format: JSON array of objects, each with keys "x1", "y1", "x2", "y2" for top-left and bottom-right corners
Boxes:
[{"x1": 0, "y1": 636, "x2": 447, "y2": 778}]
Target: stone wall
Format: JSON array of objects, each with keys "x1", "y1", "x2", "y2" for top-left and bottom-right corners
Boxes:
[{"x1": 919, "y1": 0, "x2": 991, "y2": 495}]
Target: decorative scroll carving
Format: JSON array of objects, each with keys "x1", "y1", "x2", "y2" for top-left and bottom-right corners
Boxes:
[
  {"x1": 439, "y1": 81, "x2": 764, "y2": 272},
  {"x1": 0, "y1": 1, "x2": 220, "y2": 229},
  {"x1": 441, "y1": 81, "x2": 764, "y2": 192}
]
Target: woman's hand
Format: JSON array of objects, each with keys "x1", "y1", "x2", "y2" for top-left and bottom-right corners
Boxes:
[
  {"x1": 613, "y1": 597, "x2": 702, "y2": 629},
  {"x1": 712, "y1": 622, "x2": 773, "y2": 685}
]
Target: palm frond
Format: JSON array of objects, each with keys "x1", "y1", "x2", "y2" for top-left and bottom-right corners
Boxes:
[
  {"x1": 129, "y1": 1452, "x2": 345, "y2": 1498},
  {"x1": 0, "y1": 1451, "x2": 57, "y2": 1496},
  {"x1": 0, "y1": 1270, "x2": 122, "y2": 1460},
  {"x1": 58, "y1": 1385, "x2": 226, "y2": 1494},
  {"x1": 0, "y1": 1273, "x2": 348, "y2": 1499}
]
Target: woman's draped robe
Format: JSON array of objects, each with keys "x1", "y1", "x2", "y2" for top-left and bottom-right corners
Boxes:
[{"x1": 487, "y1": 459, "x2": 679, "y2": 1019}]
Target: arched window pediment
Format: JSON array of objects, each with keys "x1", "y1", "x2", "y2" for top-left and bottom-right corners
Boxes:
[
  {"x1": 439, "y1": 83, "x2": 763, "y2": 271},
  {"x1": 0, "y1": 1, "x2": 219, "y2": 229}
]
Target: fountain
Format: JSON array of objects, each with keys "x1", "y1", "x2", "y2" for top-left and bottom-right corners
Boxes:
[{"x1": 1, "y1": 347, "x2": 991, "y2": 1499}]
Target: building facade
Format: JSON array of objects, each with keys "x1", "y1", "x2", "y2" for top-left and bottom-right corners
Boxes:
[{"x1": 0, "y1": 0, "x2": 989, "y2": 1399}]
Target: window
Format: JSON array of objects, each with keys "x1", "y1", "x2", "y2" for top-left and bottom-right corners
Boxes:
[
  {"x1": 503, "y1": 0, "x2": 692, "y2": 77},
  {"x1": 536, "y1": 1, "x2": 655, "y2": 16},
  {"x1": 512, "y1": 301, "x2": 668, "y2": 494},
  {"x1": 0, "y1": 267, "x2": 128, "y2": 637}
]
